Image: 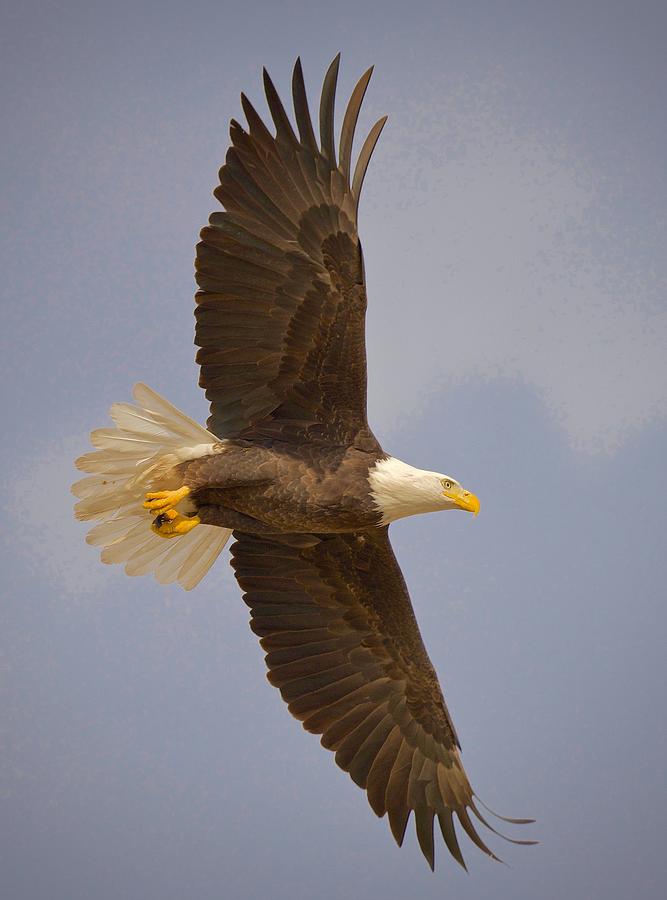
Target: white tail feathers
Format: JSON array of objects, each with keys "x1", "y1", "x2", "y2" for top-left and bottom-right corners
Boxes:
[{"x1": 72, "y1": 384, "x2": 232, "y2": 590}]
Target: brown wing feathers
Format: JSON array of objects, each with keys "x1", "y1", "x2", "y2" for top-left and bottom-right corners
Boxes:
[
  {"x1": 319, "y1": 55, "x2": 339, "y2": 164},
  {"x1": 231, "y1": 529, "x2": 535, "y2": 870},
  {"x1": 195, "y1": 56, "x2": 387, "y2": 443}
]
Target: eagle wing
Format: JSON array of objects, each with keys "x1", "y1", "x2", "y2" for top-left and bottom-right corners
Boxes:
[
  {"x1": 195, "y1": 56, "x2": 386, "y2": 449},
  {"x1": 231, "y1": 527, "x2": 534, "y2": 870}
]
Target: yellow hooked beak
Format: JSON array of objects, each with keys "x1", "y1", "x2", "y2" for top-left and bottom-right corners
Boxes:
[{"x1": 444, "y1": 486, "x2": 480, "y2": 516}]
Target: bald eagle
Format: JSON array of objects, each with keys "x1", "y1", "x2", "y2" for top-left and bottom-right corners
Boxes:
[{"x1": 73, "y1": 56, "x2": 534, "y2": 870}]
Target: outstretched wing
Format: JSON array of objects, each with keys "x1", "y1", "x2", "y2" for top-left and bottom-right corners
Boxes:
[
  {"x1": 195, "y1": 56, "x2": 387, "y2": 449},
  {"x1": 230, "y1": 528, "x2": 534, "y2": 870}
]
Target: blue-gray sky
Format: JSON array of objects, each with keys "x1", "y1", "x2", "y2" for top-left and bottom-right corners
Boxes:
[{"x1": 2, "y1": 1, "x2": 666, "y2": 898}]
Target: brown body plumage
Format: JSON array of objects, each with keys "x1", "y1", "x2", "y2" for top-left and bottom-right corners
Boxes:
[
  {"x1": 73, "y1": 55, "x2": 534, "y2": 870},
  {"x1": 180, "y1": 441, "x2": 384, "y2": 534}
]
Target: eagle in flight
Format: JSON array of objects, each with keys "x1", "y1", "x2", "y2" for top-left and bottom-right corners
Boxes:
[{"x1": 73, "y1": 56, "x2": 534, "y2": 870}]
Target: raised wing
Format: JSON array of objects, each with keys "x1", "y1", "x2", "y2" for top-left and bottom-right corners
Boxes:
[
  {"x1": 230, "y1": 528, "x2": 534, "y2": 870},
  {"x1": 195, "y1": 56, "x2": 386, "y2": 449}
]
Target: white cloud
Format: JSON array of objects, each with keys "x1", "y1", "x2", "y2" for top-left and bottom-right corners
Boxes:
[
  {"x1": 362, "y1": 71, "x2": 667, "y2": 453},
  {"x1": 8, "y1": 437, "x2": 116, "y2": 599}
]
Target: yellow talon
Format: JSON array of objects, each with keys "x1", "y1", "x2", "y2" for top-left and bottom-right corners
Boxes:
[
  {"x1": 151, "y1": 510, "x2": 201, "y2": 538},
  {"x1": 143, "y1": 486, "x2": 191, "y2": 511}
]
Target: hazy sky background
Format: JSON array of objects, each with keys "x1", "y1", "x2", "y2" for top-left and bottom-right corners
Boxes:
[{"x1": 2, "y1": 1, "x2": 666, "y2": 898}]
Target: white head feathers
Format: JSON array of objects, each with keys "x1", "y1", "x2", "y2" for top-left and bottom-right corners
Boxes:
[{"x1": 368, "y1": 456, "x2": 463, "y2": 525}]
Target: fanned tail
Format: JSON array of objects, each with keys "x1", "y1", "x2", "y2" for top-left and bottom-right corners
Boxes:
[{"x1": 72, "y1": 384, "x2": 231, "y2": 590}]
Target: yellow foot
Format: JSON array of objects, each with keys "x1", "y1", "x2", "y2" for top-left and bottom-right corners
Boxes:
[
  {"x1": 143, "y1": 486, "x2": 191, "y2": 512},
  {"x1": 151, "y1": 509, "x2": 201, "y2": 539}
]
